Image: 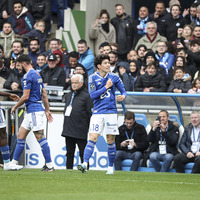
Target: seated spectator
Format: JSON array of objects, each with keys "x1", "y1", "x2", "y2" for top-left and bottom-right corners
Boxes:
[
  {"x1": 132, "y1": 6, "x2": 150, "y2": 48},
  {"x1": 174, "y1": 111, "x2": 200, "y2": 174},
  {"x1": 0, "y1": 0, "x2": 9, "y2": 31},
  {"x1": 35, "y1": 54, "x2": 47, "y2": 73},
  {"x1": 135, "y1": 21, "x2": 167, "y2": 53},
  {"x1": 89, "y1": 9, "x2": 116, "y2": 56},
  {"x1": 149, "y1": 1, "x2": 171, "y2": 36},
  {"x1": 188, "y1": 77, "x2": 200, "y2": 93},
  {"x1": 98, "y1": 42, "x2": 110, "y2": 55},
  {"x1": 108, "y1": 51, "x2": 118, "y2": 73},
  {"x1": 53, "y1": 50, "x2": 65, "y2": 68},
  {"x1": 163, "y1": 4, "x2": 186, "y2": 42},
  {"x1": 144, "y1": 110, "x2": 179, "y2": 172},
  {"x1": 128, "y1": 60, "x2": 139, "y2": 89},
  {"x1": 136, "y1": 44, "x2": 147, "y2": 68},
  {"x1": 7, "y1": 1, "x2": 34, "y2": 35},
  {"x1": 117, "y1": 61, "x2": 133, "y2": 91},
  {"x1": 127, "y1": 50, "x2": 138, "y2": 61},
  {"x1": 57, "y1": 39, "x2": 68, "y2": 65},
  {"x1": 23, "y1": 19, "x2": 46, "y2": 53},
  {"x1": 155, "y1": 41, "x2": 175, "y2": 78},
  {"x1": 40, "y1": 53, "x2": 66, "y2": 87},
  {"x1": 103, "y1": 43, "x2": 112, "y2": 56},
  {"x1": 0, "y1": 22, "x2": 23, "y2": 58},
  {"x1": 3, "y1": 61, "x2": 23, "y2": 91},
  {"x1": 26, "y1": 0, "x2": 51, "y2": 34},
  {"x1": 168, "y1": 67, "x2": 192, "y2": 93},
  {"x1": 77, "y1": 39, "x2": 94, "y2": 77},
  {"x1": 44, "y1": 38, "x2": 59, "y2": 57},
  {"x1": 114, "y1": 111, "x2": 149, "y2": 171},
  {"x1": 28, "y1": 38, "x2": 41, "y2": 68},
  {"x1": 134, "y1": 61, "x2": 167, "y2": 92}
]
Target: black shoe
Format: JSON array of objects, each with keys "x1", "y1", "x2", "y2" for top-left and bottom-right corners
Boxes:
[{"x1": 41, "y1": 165, "x2": 55, "y2": 172}]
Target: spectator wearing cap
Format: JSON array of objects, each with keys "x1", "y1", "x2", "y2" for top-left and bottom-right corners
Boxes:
[
  {"x1": 117, "y1": 61, "x2": 133, "y2": 91},
  {"x1": 40, "y1": 53, "x2": 66, "y2": 87},
  {"x1": 134, "y1": 61, "x2": 167, "y2": 92}
]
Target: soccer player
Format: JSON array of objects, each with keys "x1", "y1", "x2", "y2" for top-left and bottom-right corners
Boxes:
[
  {"x1": 77, "y1": 54, "x2": 127, "y2": 174},
  {"x1": 0, "y1": 91, "x2": 23, "y2": 170},
  {"x1": 10, "y1": 55, "x2": 54, "y2": 171}
]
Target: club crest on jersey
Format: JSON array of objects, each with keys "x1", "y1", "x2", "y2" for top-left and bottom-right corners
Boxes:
[{"x1": 90, "y1": 83, "x2": 95, "y2": 91}]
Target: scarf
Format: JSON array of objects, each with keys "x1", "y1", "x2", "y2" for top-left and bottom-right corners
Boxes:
[
  {"x1": 137, "y1": 17, "x2": 148, "y2": 35},
  {"x1": 155, "y1": 52, "x2": 170, "y2": 76},
  {"x1": 102, "y1": 22, "x2": 109, "y2": 33}
]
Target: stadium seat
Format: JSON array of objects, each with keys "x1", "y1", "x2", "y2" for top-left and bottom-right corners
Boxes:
[{"x1": 135, "y1": 113, "x2": 151, "y2": 134}]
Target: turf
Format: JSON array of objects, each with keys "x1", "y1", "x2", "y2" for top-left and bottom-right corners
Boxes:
[{"x1": 1, "y1": 169, "x2": 200, "y2": 200}]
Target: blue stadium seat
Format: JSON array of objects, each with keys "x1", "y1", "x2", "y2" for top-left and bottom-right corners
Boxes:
[{"x1": 135, "y1": 113, "x2": 151, "y2": 134}]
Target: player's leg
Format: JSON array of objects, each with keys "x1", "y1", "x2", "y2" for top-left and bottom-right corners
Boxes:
[
  {"x1": 34, "y1": 129, "x2": 54, "y2": 171},
  {"x1": 106, "y1": 134, "x2": 116, "y2": 174}
]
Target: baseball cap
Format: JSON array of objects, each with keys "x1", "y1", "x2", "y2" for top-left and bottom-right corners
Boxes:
[{"x1": 48, "y1": 53, "x2": 57, "y2": 61}]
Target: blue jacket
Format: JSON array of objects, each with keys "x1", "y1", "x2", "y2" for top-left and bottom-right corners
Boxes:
[
  {"x1": 78, "y1": 48, "x2": 94, "y2": 77},
  {"x1": 29, "y1": 51, "x2": 41, "y2": 68}
]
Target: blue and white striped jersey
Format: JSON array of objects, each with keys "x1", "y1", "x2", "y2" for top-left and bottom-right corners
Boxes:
[{"x1": 88, "y1": 72, "x2": 127, "y2": 114}]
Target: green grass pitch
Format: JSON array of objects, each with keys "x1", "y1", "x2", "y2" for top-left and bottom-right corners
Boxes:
[{"x1": 1, "y1": 169, "x2": 200, "y2": 200}]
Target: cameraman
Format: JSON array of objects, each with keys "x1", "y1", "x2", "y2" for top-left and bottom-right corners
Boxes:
[{"x1": 144, "y1": 110, "x2": 179, "y2": 172}]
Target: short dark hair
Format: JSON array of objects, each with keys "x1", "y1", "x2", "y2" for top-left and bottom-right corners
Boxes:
[
  {"x1": 78, "y1": 39, "x2": 87, "y2": 46},
  {"x1": 108, "y1": 51, "x2": 118, "y2": 57},
  {"x1": 3, "y1": 22, "x2": 12, "y2": 28},
  {"x1": 190, "y1": 39, "x2": 200, "y2": 47},
  {"x1": 49, "y1": 38, "x2": 59, "y2": 44},
  {"x1": 29, "y1": 38, "x2": 40, "y2": 45},
  {"x1": 37, "y1": 54, "x2": 46, "y2": 58},
  {"x1": 16, "y1": 55, "x2": 32, "y2": 64},
  {"x1": 190, "y1": 3, "x2": 198, "y2": 8},
  {"x1": 94, "y1": 54, "x2": 110, "y2": 68},
  {"x1": 174, "y1": 66, "x2": 185, "y2": 73},
  {"x1": 156, "y1": 1, "x2": 165, "y2": 7},
  {"x1": 125, "y1": 111, "x2": 135, "y2": 121},
  {"x1": 176, "y1": 47, "x2": 186, "y2": 55},
  {"x1": 13, "y1": 1, "x2": 23, "y2": 6},
  {"x1": 69, "y1": 51, "x2": 79, "y2": 59},
  {"x1": 12, "y1": 40, "x2": 23, "y2": 48},
  {"x1": 115, "y1": 4, "x2": 124, "y2": 8},
  {"x1": 99, "y1": 42, "x2": 110, "y2": 49},
  {"x1": 159, "y1": 110, "x2": 169, "y2": 117}
]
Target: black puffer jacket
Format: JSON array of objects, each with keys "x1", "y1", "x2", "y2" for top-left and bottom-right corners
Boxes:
[
  {"x1": 134, "y1": 71, "x2": 167, "y2": 92},
  {"x1": 111, "y1": 13, "x2": 134, "y2": 55}
]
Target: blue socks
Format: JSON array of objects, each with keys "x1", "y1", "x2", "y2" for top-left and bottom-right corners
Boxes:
[
  {"x1": 83, "y1": 140, "x2": 96, "y2": 163},
  {"x1": 38, "y1": 138, "x2": 52, "y2": 163},
  {"x1": 0, "y1": 145, "x2": 10, "y2": 163},
  {"x1": 107, "y1": 142, "x2": 116, "y2": 167},
  {"x1": 13, "y1": 139, "x2": 26, "y2": 161}
]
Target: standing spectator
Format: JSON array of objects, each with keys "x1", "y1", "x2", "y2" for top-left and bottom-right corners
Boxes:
[
  {"x1": 132, "y1": 6, "x2": 150, "y2": 49},
  {"x1": 163, "y1": 4, "x2": 186, "y2": 42},
  {"x1": 174, "y1": 111, "x2": 200, "y2": 174},
  {"x1": 134, "y1": 61, "x2": 167, "y2": 92},
  {"x1": 7, "y1": 1, "x2": 34, "y2": 35},
  {"x1": 149, "y1": 1, "x2": 171, "y2": 36},
  {"x1": 0, "y1": 22, "x2": 23, "y2": 58},
  {"x1": 74, "y1": 64, "x2": 88, "y2": 89},
  {"x1": 40, "y1": 53, "x2": 66, "y2": 87},
  {"x1": 89, "y1": 9, "x2": 116, "y2": 56},
  {"x1": 0, "y1": 0, "x2": 9, "y2": 31},
  {"x1": 77, "y1": 55, "x2": 127, "y2": 174},
  {"x1": 28, "y1": 38, "x2": 41, "y2": 68},
  {"x1": 114, "y1": 111, "x2": 149, "y2": 171},
  {"x1": 111, "y1": 4, "x2": 134, "y2": 61},
  {"x1": 56, "y1": 0, "x2": 66, "y2": 29},
  {"x1": 145, "y1": 110, "x2": 179, "y2": 172},
  {"x1": 135, "y1": 21, "x2": 167, "y2": 53},
  {"x1": 62, "y1": 74, "x2": 93, "y2": 169},
  {"x1": 191, "y1": 5, "x2": 200, "y2": 27},
  {"x1": 127, "y1": 50, "x2": 138, "y2": 61},
  {"x1": 183, "y1": 3, "x2": 198, "y2": 24},
  {"x1": 77, "y1": 39, "x2": 94, "y2": 77},
  {"x1": 23, "y1": 20, "x2": 47, "y2": 53},
  {"x1": 26, "y1": 0, "x2": 51, "y2": 34},
  {"x1": 168, "y1": 67, "x2": 192, "y2": 93}
]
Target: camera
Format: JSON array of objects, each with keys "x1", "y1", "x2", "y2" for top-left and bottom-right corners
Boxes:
[{"x1": 156, "y1": 116, "x2": 161, "y2": 122}]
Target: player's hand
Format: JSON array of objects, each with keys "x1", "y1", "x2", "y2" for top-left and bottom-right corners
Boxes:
[
  {"x1": 46, "y1": 111, "x2": 53, "y2": 123},
  {"x1": 9, "y1": 93, "x2": 20, "y2": 102},
  {"x1": 116, "y1": 95, "x2": 125, "y2": 102},
  {"x1": 105, "y1": 78, "x2": 113, "y2": 89},
  {"x1": 187, "y1": 152, "x2": 194, "y2": 158}
]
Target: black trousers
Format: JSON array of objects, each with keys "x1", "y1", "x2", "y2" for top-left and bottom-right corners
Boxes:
[
  {"x1": 65, "y1": 136, "x2": 87, "y2": 169},
  {"x1": 174, "y1": 153, "x2": 200, "y2": 173}
]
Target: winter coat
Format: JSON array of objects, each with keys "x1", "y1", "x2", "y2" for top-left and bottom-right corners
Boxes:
[
  {"x1": 7, "y1": 7, "x2": 35, "y2": 35},
  {"x1": 40, "y1": 65, "x2": 66, "y2": 87},
  {"x1": 142, "y1": 120, "x2": 179, "y2": 166},
  {"x1": 134, "y1": 70, "x2": 167, "y2": 92},
  {"x1": 61, "y1": 86, "x2": 93, "y2": 140},
  {"x1": 89, "y1": 22, "x2": 116, "y2": 56},
  {"x1": 111, "y1": 13, "x2": 135, "y2": 55},
  {"x1": 0, "y1": 0, "x2": 8, "y2": 30},
  {"x1": 78, "y1": 48, "x2": 94, "y2": 77},
  {"x1": 135, "y1": 32, "x2": 167, "y2": 53},
  {"x1": 116, "y1": 122, "x2": 149, "y2": 153},
  {"x1": 168, "y1": 78, "x2": 192, "y2": 93},
  {"x1": 163, "y1": 16, "x2": 186, "y2": 41}
]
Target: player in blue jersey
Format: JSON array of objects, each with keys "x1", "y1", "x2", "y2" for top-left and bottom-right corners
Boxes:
[
  {"x1": 10, "y1": 55, "x2": 54, "y2": 172},
  {"x1": 0, "y1": 91, "x2": 23, "y2": 170},
  {"x1": 77, "y1": 54, "x2": 127, "y2": 174}
]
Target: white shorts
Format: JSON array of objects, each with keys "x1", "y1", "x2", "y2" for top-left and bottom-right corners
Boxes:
[
  {"x1": 0, "y1": 109, "x2": 6, "y2": 128},
  {"x1": 89, "y1": 114, "x2": 119, "y2": 136},
  {"x1": 21, "y1": 111, "x2": 45, "y2": 131}
]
